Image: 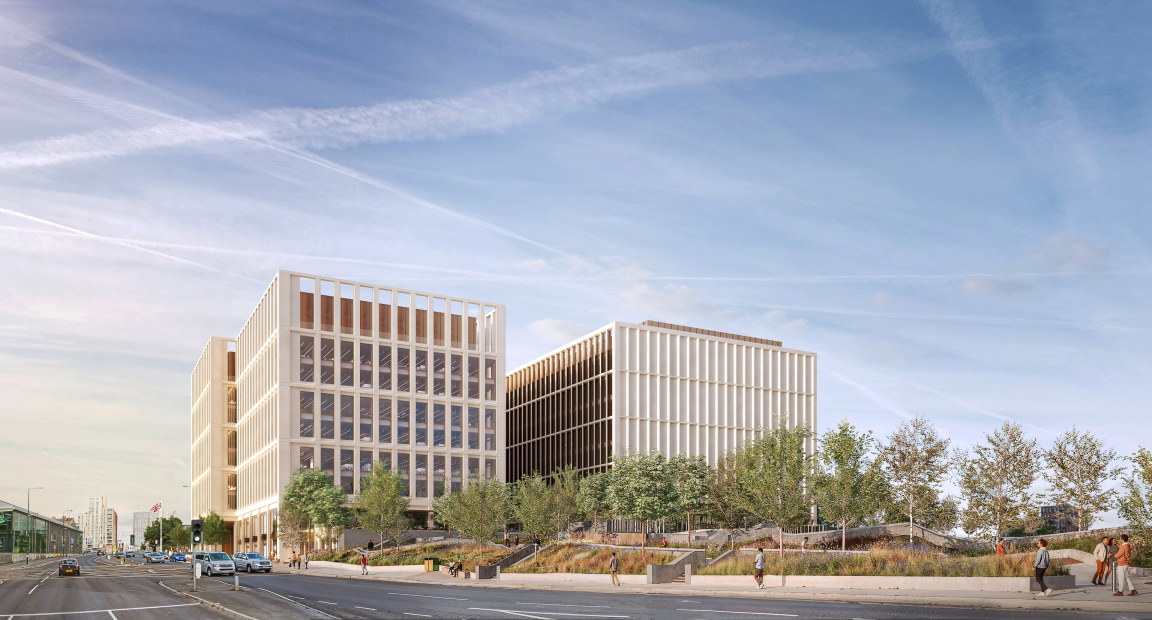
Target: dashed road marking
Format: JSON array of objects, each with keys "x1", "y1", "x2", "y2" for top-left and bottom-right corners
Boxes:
[
  {"x1": 317, "y1": 601, "x2": 337, "y2": 605},
  {"x1": 354, "y1": 606, "x2": 377, "y2": 611},
  {"x1": 389, "y1": 592, "x2": 467, "y2": 600},
  {"x1": 517, "y1": 603, "x2": 612, "y2": 608},
  {"x1": 676, "y1": 611, "x2": 798, "y2": 617},
  {"x1": 402, "y1": 615, "x2": 431, "y2": 618}
]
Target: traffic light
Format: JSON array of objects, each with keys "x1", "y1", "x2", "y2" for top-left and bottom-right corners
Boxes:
[{"x1": 191, "y1": 519, "x2": 203, "y2": 545}]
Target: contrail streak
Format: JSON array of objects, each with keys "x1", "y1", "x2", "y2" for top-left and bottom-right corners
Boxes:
[{"x1": 825, "y1": 367, "x2": 915, "y2": 421}]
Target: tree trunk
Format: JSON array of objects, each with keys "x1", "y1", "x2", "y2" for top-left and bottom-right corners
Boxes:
[
  {"x1": 779, "y1": 525, "x2": 784, "y2": 561},
  {"x1": 842, "y1": 517, "x2": 846, "y2": 551}
]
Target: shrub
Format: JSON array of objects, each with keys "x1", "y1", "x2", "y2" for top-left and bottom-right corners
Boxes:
[{"x1": 503, "y1": 543, "x2": 675, "y2": 575}]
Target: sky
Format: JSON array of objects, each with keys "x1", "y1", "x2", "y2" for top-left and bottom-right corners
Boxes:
[{"x1": 0, "y1": 0, "x2": 1149, "y2": 542}]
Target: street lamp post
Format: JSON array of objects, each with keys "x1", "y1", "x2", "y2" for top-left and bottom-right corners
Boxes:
[
  {"x1": 26, "y1": 487, "x2": 43, "y2": 565},
  {"x1": 62, "y1": 510, "x2": 73, "y2": 556}
]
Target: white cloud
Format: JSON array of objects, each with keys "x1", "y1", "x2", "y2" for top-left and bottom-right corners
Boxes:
[
  {"x1": 1027, "y1": 234, "x2": 1109, "y2": 272},
  {"x1": 528, "y1": 318, "x2": 592, "y2": 345},
  {"x1": 758, "y1": 309, "x2": 806, "y2": 334},
  {"x1": 619, "y1": 283, "x2": 730, "y2": 324}
]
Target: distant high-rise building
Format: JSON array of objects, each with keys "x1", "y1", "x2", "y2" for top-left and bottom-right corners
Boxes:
[
  {"x1": 132, "y1": 512, "x2": 152, "y2": 549},
  {"x1": 80, "y1": 497, "x2": 117, "y2": 549}
]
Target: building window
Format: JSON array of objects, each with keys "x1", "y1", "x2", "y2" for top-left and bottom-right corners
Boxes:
[
  {"x1": 415, "y1": 295, "x2": 428, "y2": 344},
  {"x1": 433, "y1": 455, "x2": 445, "y2": 496},
  {"x1": 450, "y1": 300, "x2": 463, "y2": 349},
  {"x1": 397, "y1": 348, "x2": 410, "y2": 392},
  {"x1": 226, "y1": 430, "x2": 237, "y2": 467},
  {"x1": 484, "y1": 358, "x2": 496, "y2": 401},
  {"x1": 321, "y1": 448, "x2": 334, "y2": 482},
  {"x1": 415, "y1": 454, "x2": 428, "y2": 498},
  {"x1": 340, "y1": 341, "x2": 354, "y2": 387},
  {"x1": 485, "y1": 458, "x2": 496, "y2": 480},
  {"x1": 397, "y1": 293, "x2": 410, "y2": 342},
  {"x1": 378, "y1": 289, "x2": 392, "y2": 340},
  {"x1": 300, "y1": 336, "x2": 315, "y2": 382},
  {"x1": 398, "y1": 453, "x2": 410, "y2": 497},
  {"x1": 340, "y1": 283, "x2": 355, "y2": 335},
  {"x1": 359, "y1": 287, "x2": 373, "y2": 337},
  {"x1": 379, "y1": 398, "x2": 392, "y2": 443},
  {"x1": 319, "y1": 338, "x2": 335, "y2": 384},
  {"x1": 484, "y1": 306, "x2": 497, "y2": 353},
  {"x1": 468, "y1": 303, "x2": 480, "y2": 350},
  {"x1": 414, "y1": 402, "x2": 427, "y2": 446},
  {"x1": 299, "y1": 392, "x2": 314, "y2": 437},
  {"x1": 341, "y1": 449, "x2": 354, "y2": 493},
  {"x1": 468, "y1": 357, "x2": 480, "y2": 399},
  {"x1": 468, "y1": 457, "x2": 479, "y2": 480},
  {"x1": 359, "y1": 343, "x2": 373, "y2": 389},
  {"x1": 485, "y1": 408, "x2": 496, "y2": 451},
  {"x1": 359, "y1": 397, "x2": 373, "y2": 442},
  {"x1": 433, "y1": 404, "x2": 446, "y2": 447},
  {"x1": 432, "y1": 352, "x2": 445, "y2": 396},
  {"x1": 360, "y1": 450, "x2": 373, "y2": 486},
  {"x1": 451, "y1": 456, "x2": 463, "y2": 492},
  {"x1": 468, "y1": 407, "x2": 480, "y2": 450},
  {"x1": 226, "y1": 386, "x2": 237, "y2": 423},
  {"x1": 320, "y1": 393, "x2": 335, "y2": 439},
  {"x1": 320, "y1": 280, "x2": 335, "y2": 332},
  {"x1": 397, "y1": 401, "x2": 410, "y2": 444},
  {"x1": 451, "y1": 405, "x2": 462, "y2": 448},
  {"x1": 341, "y1": 395, "x2": 355, "y2": 441},
  {"x1": 379, "y1": 451, "x2": 391, "y2": 471},
  {"x1": 227, "y1": 474, "x2": 237, "y2": 510},
  {"x1": 378, "y1": 345, "x2": 392, "y2": 390},
  {"x1": 299, "y1": 277, "x2": 315, "y2": 329},
  {"x1": 227, "y1": 341, "x2": 236, "y2": 382},
  {"x1": 414, "y1": 350, "x2": 427, "y2": 394},
  {"x1": 450, "y1": 354, "x2": 463, "y2": 397},
  {"x1": 433, "y1": 298, "x2": 446, "y2": 346}
]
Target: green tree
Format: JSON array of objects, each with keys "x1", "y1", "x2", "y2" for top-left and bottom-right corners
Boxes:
[
  {"x1": 880, "y1": 416, "x2": 952, "y2": 542},
  {"x1": 551, "y1": 465, "x2": 583, "y2": 537},
  {"x1": 577, "y1": 472, "x2": 611, "y2": 532},
  {"x1": 607, "y1": 452, "x2": 676, "y2": 548},
  {"x1": 277, "y1": 505, "x2": 309, "y2": 555},
  {"x1": 512, "y1": 472, "x2": 558, "y2": 543},
  {"x1": 706, "y1": 450, "x2": 755, "y2": 548},
  {"x1": 1117, "y1": 447, "x2": 1152, "y2": 540},
  {"x1": 812, "y1": 419, "x2": 885, "y2": 550},
  {"x1": 957, "y1": 421, "x2": 1042, "y2": 540},
  {"x1": 668, "y1": 454, "x2": 710, "y2": 535},
  {"x1": 283, "y1": 469, "x2": 350, "y2": 549},
  {"x1": 172, "y1": 525, "x2": 191, "y2": 548},
  {"x1": 735, "y1": 414, "x2": 814, "y2": 560},
  {"x1": 357, "y1": 461, "x2": 411, "y2": 548},
  {"x1": 201, "y1": 510, "x2": 230, "y2": 547},
  {"x1": 434, "y1": 478, "x2": 508, "y2": 546},
  {"x1": 1042, "y1": 427, "x2": 1124, "y2": 532},
  {"x1": 144, "y1": 515, "x2": 183, "y2": 550}
]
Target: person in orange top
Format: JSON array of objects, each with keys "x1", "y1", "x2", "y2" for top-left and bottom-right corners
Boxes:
[
  {"x1": 996, "y1": 538, "x2": 1005, "y2": 556},
  {"x1": 1113, "y1": 534, "x2": 1138, "y2": 596}
]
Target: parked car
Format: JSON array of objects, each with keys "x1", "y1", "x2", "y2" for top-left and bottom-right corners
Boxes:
[
  {"x1": 58, "y1": 559, "x2": 80, "y2": 576},
  {"x1": 126, "y1": 551, "x2": 136, "y2": 558},
  {"x1": 194, "y1": 551, "x2": 235, "y2": 576},
  {"x1": 146, "y1": 552, "x2": 167, "y2": 564},
  {"x1": 232, "y1": 552, "x2": 273, "y2": 573},
  {"x1": 95, "y1": 550, "x2": 105, "y2": 556},
  {"x1": 171, "y1": 552, "x2": 187, "y2": 562}
]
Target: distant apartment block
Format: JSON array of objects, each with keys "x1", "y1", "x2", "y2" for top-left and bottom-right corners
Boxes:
[
  {"x1": 192, "y1": 270, "x2": 505, "y2": 556},
  {"x1": 1041, "y1": 504, "x2": 1079, "y2": 533},
  {"x1": 132, "y1": 512, "x2": 152, "y2": 549},
  {"x1": 506, "y1": 321, "x2": 816, "y2": 483},
  {"x1": 79, "y1": 497, "x2": 117, "y2": 550}
]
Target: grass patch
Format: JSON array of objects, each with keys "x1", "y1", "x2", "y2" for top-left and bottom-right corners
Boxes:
[
  {"x1": 503, "y1": 543, "x2": 675, "y2": 575},
  {"x1": 697, "y1": 540, "x2": 1071, "y2": 577},
  {"x1": 308, "y1": 543, "x2": 513, "y2": 571},
  {"x1": 963, "y1": 535, "x2": 1149, "y2": 567}
]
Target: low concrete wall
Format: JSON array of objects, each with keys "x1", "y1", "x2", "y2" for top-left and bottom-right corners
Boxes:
[
  {"x1": 687, "y1": 574, "x2": 1076, "y2": 592},
  {"x1": 498, "y1": 572, "x2": 646, "y2": 584},
  {"x1": 307, "y1": 560, "x2": 423, "y2": 573},
  {"x1": 475, "y1": 565, "x2": 499, "y2": 580},
  {"x1": 647, "y1": 563, "x2": 682, "y2": 584}
]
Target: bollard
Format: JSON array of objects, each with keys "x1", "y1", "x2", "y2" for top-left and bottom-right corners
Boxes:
[{"x1": 234, "y1": 573, "x2": 240, "y2": 591}]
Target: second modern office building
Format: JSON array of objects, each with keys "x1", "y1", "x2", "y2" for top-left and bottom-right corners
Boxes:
[{"x1": 506, "y1": 321, "x2": 816, "y2": 482}]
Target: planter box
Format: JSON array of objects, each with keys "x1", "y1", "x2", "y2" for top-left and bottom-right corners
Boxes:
[
  {"x1": 687, "y1": 574, "x2": 1076, "y2": 592},
  {"x1": 499, "y1": 572, "x2": 646, "y2": 584}
]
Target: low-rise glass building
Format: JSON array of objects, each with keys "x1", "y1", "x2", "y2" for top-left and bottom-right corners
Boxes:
[{"x1": 0, "y1": 501, "x2": 84, "y2": 557}]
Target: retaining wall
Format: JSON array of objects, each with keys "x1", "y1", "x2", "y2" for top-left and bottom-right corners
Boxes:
[
  {"x1": 307, "y1": 560, "x2": 424, "y2": 573},
  {"x1": 686, "y1": 573, "x2": 1076, "y2": 592},
  {"x1": 498, "y1": 571, "x2": 646, "y2": 584}
]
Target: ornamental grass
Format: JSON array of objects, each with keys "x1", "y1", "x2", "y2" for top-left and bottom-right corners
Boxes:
[
  {"x1": 696, "y1": 540, "x2": 1071, "y2": 578},
  {"x1": 503, "y1": 543, "x2": 675, "y2": 575},
  {"x1": 311, "y1": 543, "x2": 511, "y2": 570}
]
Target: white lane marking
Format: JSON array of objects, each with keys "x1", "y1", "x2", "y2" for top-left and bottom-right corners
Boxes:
[
  {"x1": 3, "y1": 603, "x2": 198, "y2": 617},
  {"x1": 317, "y1": 601, "x2": 337, "y2": 605},
  {"x1": 676, "y1": 611, "x2": 798, "y2": 617},
  {"x1": 354, "y1": 606, "x2": 377, "y2": 611},
  {"x1": 255, "y1": 588, "x2": 338, "y2": 620},
  {"x1": 470, "y1": 609, "x2": 628, "y2": 619},
  {"x1": 106, "y1": 612, "x2": 117, "y2": 620},
  {"x1": 403, "y1": 615, "x2": 432, "y2": 618},
  {"x1": 518, "y1": 599, "x2": 612, "y2": 603},
  {"x1": 389, "y1": 592, "x2": 467, "y2": 601},
  {"x1": 27, "y1": 585, "x2": 37, "y2": 594}
]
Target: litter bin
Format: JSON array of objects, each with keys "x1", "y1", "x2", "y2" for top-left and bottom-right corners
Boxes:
[{"x1": 423, "y1": 558, "x2": 440, "y2": 572}]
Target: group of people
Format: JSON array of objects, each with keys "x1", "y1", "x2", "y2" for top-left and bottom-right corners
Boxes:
[
  {"x1": 288, "y1": 551, "x2": 308, "y2": 569},
  {"x1": 1093, "y1": 534, "x2": 1138, "y2": 596}
]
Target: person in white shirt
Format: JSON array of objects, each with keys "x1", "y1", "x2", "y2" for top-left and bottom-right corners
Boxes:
[
  {"x1": 754, "y1": 548, "x2": 766, "y2": 589},
  {"x1": 802, "y1": 538, "x2": 809, "y2": 553}
]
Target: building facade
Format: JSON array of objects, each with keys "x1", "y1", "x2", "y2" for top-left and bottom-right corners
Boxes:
[
  {"x1": 1041, "y1": 504, "x2": 1079, "y2": 533},
  {"x1": 78, "y1": 498, "x2": 117, "y2": 550},
  {"x1": 0, "y1": 501, "x2": 84, "y2": 556},
  {"x1": 192, "y1": 270, "x2": 506, "y2": 557},
  {"x1": 131, "y1": 512, "x2": 152, "y2": 549},
  {"x1": 506, "y1": 321, "x2": 816, "y2": 482}
]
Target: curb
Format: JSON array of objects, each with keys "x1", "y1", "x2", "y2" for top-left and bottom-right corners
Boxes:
[{"x1": 157, "y1": 580, "x2": 259, "y2": 620}]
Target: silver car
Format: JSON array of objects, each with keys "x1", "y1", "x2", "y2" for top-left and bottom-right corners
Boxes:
[
  {"x1": 194, "y1": 551, "x2": 235, "y2": 576},
  {"x1": 146, "y1": 552, "x2": 167, "y2": 564},
  {"x1": 232, "y1": 552, "x2": 273, "y2": 573}
]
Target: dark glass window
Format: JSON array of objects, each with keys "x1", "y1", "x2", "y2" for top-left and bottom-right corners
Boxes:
[
  {"x1": 468, "y1": 407, "x2": 480, "y2": 450},
  {"x1": 433, "y1": 352, "x2": 445, "y2": 395},
  {"x1": 415, "y1": 454, "x2": 428, "y2": 498},
  {"x1": 341, "y1": 395, "x2": 355, "y2": 441},
  {"x1": 397, "y1": 348, "x2": 410, "y2": 392},
  {"x1": 378, "y1": 345, "x2": 392, "y2": 390},
  {"x1": 414, "y1": 402, "x2": 427, "y2": 446},
  {"x1": 359, "y1": 397, "x2": 373, "y2": 442},
  {"x1": 485, "y1": 408, "x2": 496, "y2": 451},
  {"x1": 398, "y1": 453, "x2": 410, "y2": 496},
  {"x1": 359, "y1": 343, "x2": 373, "y2": 389},
  {"x1": 340, "y1": 449, "x2": 354, "y2": 493},
  {"x1": 468, "y1": 357, "x2": 479, "y2": 399},
  {"x1": 321, "y1": 448, "x2": 335, "y2": 479},
  {"x1": 299, "y1": 392, "x2": 314, "y2": 438},
  {"x1": 378, "y1": 399, "x2": 392, "y2": 443},
  {"x1": 340, "y1": 341, "x2": 354, "y2": 387},
  {"x1": 451, "y1": 456, "x2": 463, "y2": 492},
  {"x1": 319, "y1": 338, "x2": 335, "y2": 384},
  {"x1": 300, "y1": 336, "x2": 314, "y2": 382},
  {"x1": 433, "y1": 404, "x2": 445, "y2": 447},
  {"x1": 300, "y1": 447, "x2": 314, "y2": 469},
  {"x1": 450, "y1": 354, "x2": 463, "y2": 397},
  {"x1": 433, "y1": 455, "x2": 445, "y2": 496},
  {"x1": 451, "y1": 405, "x2": 462, "y2": 449},
  {"x1": 484, "y1": 358, "x2": 496, "y2": 401},
  {"x1": 397, "y1": 401, "x2": 410, "y2": 445},
  {"x1": 414, "y1": 350, "x2": 428, "y2": 394},
  {"x1": 320, "y1": 393, "x2": 335, "y2": 439}
]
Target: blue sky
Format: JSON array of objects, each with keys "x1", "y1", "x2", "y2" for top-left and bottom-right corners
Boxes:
[{"x1": 1, "y1": 0, "x2": 1149, "y2": 539}]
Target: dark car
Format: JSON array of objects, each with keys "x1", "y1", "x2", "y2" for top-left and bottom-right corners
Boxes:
[
  {"x1": 59, "y1": 559, "x2": 80, "y2": 576},
  {"x1": 96, "y1": 550, "x2": 105, "y2": 556},
  {"x1": 171, "y1": 552, "x2": 187, "y2": 562}
]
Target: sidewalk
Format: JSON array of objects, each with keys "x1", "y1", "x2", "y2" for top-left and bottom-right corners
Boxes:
[
  {"x1": 159, "y1": 574, "x2": 333, "y2": 620},
  {"x1": 284, "y1": 560, "x2": 1151, "y2": 613}
]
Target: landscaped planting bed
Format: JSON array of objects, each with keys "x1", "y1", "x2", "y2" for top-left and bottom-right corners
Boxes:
[
  {"x1": 697, "y1": 540, "x2": 1071, "y2": 578},
  {"x1": 503, "y1": 543, "x2": 675, "y2": 575},
  {"x1": 309, "y1": 543, "x2": 513, "y2": 571},
  {"x1": 993, "y1": 536, "x2": 1149, "y2": 567}
]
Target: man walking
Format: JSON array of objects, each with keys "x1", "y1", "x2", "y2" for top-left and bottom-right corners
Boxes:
[
  {"x1": 1113, "y1": 534, "x2": 1139, "y2": 596},
  {"x1": 801, "y1": 538, "x2": 809, "y2": 553},
  {"x1": 1093, "y1": 536, "x2": 1109, "y2": 585},
  {"x1": 360, "y1": 553, "x2": 368, "y2": 575},
  {"x1": 609, "y1": 552, "x2": 620, "y2": 586},
  {"x1": 754, "y1": 548, "x2": 765, "y2": 589},
  {"x1": 1034, "y1": 538, "x2": 1052, "y2": 597},
  {"x1": 996, "y1": 538, "x2": 1005, "y2": 556}
]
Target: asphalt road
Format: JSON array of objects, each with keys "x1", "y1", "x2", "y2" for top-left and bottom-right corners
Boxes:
[
  {"x1": 0, "y1": 553, "x2": 229, "y2": 619},
  {"x1": 218, "y1": 569, "x2": 1152, "y2": 620}
]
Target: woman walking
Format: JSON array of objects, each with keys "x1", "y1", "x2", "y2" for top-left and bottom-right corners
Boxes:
[{"x1": 1034, "y1": 538, "x2": 1052, "y2": 597}]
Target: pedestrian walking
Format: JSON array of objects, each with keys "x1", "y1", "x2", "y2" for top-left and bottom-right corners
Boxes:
[
  {"x1": 609, "y1": 552, "x2": 621, "y2": 586},
  {"x1": 996, "y1": 538, "x2": 1005, "y2": 556},
  {"x1": 1093, "y1": 536, "x2": 1109, "y2": 585},
  {"x1": 303, "y1": 553, "x2": 308, "y2": 569},
  {"x1": 1034, "y1": 538, "x2": 1052, "y2": 597},
  {"x1": 361, "y1": 553, "x2": 368, "y2": 575},
  {"x1": 1113, "y1": 534, "x2": 1139, "y2": 596},
  {"x1": 754, "y1": 547, "x2": 766, "y2": 589},
  {"x1": 801, "y1": 538, "x2": 809, "y2": 553},
  {"x1": 291, "y1": 551, "x2": 297, "y2": 569}
]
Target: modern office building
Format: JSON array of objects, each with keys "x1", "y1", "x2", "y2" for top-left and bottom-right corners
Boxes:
[
  {"x1": 506, "y1": 321, "x2": 816, "y2": 482},
  {"x1": 132, "y1": 512, "x2": 152, "y2": 549},
  {"x1": 78, "y1": 497, "x2": 117, "y2": 550},
  {"x1": 193, "y1": 270, "x2": 505, "y2": 557},
  {"x1": 0, "y1": 500, "x2": 84, "y2": 556}
]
